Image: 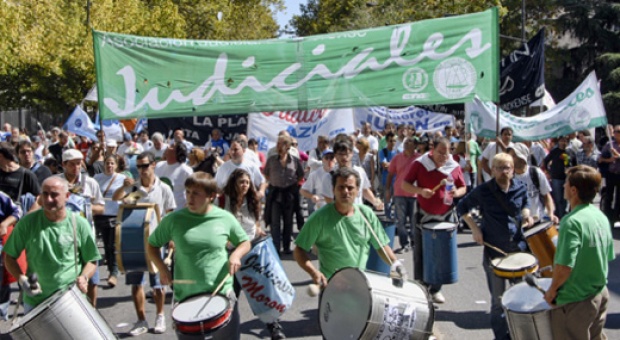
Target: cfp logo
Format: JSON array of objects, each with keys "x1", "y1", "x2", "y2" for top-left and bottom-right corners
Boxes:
[{"x1": 402, "y1": 68, "x2": 429, "y2": 93}]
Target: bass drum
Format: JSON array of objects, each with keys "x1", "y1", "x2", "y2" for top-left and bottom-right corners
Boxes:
[
  {"x1": 9, "y1": 284, "x2": 116, "y2": 340},
  {"x1": 319, "y1": 268, "x2": 434, "y2": 340},
  {"x1": 502, "y1": 278, "x2": 553, "y2": 340}
]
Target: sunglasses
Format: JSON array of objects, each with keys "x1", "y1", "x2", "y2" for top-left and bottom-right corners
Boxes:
[
  {"x1": 292, "y1": 143, "x2": 298, "y2": 146},
  {"x1": 136, "y1": 163, "x2": 152, "y2": 170},
  {"x1": 615, "y1": 131, "x2": 620, "y2": 134}
]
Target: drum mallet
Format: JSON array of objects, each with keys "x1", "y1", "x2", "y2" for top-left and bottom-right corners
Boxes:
[
  {"x1": 164, "y1": 248, "x2": 174, "y2": 267},
  {"x1": 431, "y1": 179, "x2": 447, "y2": 194},
  {"x1": 524, "y1": 274, "x2": 546, "y2": 295},
  {"x1": 483, "y1": 242, "x2": 508, "y2": 256},
  {"x1": 193, "y1": 273, "x2": 231, "y2": 318}
]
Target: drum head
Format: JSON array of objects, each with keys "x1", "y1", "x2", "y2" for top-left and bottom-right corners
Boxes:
[
  {"x1": 320, "y1": 268, "x2": 372, "y2": 340},
  {"x1": 502, "y1": 279, "x2": 552, "y2": 313},
  {"x1": 523, "y1": 222, "x2": 553, "y2": 238},
  {"x1": 491, "y1": 253, "x2": 537, "y2": 271},
  {"x1": 421, "y1": 222, "x2": 456, "y2": 230},
  {"x1": 172, "y1": 295, "x2": 229, "y2": 323}
]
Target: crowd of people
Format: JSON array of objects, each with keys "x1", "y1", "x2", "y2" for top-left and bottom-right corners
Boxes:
[{"x1": 0, "y1": 119, "x2": 614, "y2": 339}]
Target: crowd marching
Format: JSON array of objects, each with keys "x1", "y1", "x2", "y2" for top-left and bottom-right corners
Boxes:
[{"x1": 0, "y1": 119, "x2": 614, "y2": 339}]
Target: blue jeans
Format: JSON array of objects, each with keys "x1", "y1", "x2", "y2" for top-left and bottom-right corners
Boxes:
[
  {"x1": 393, "y1": 196, "x2": 416, "y2": 248},
  {"x1": 483, "y1": 256, "x2": 520, "y2": 340},
  {"x1": 551, "y1": 179, "x2": 567, "y2": 218}
]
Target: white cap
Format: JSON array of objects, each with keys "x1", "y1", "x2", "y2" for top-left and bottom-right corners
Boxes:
[{"x1": 62, "y1": 149, "x2": 83, "y2": 162}]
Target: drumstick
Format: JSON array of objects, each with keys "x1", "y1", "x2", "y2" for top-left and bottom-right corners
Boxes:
[
  {"x1": 483, "y1": 242, "x2": 508, "y2": 256},
  {"x1": 164, "y1": 248, "x2": 174, "y2": 266},
  {"x1": 193, "y1": 273, "x2": 231, "y2": 318},
  {"x1": 524, "y1": 274, "x2": 546, "y2": 295},
  {"x1": 172, "y1": 279, "x2": 196, "y2": 284},
  {"x1": 431, "y1": 179, "x2": 447, "y2": 193}
]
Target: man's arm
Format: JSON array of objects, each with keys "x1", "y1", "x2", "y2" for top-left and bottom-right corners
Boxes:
[
  {"x1": 147, "y1": 243, "x2": 172, "y2": 285},
  {"x1": 462, "y1": 213, "x2": 484, "y2": 245},
  {"x1": 544, "y1": 264, "x2": 572, "y2": 306},
  {"x1": 543, "y1": 193, "x2": 558, "y2": 223},
  {"x1": 91, "y1": 204, "x2": 104, "y2": 216},
  {"x1": 228, "y1": 240, "x2": 251, "y2": 275},
  {"x1": 480, "y1": 157, "x2": 491, "y2": 178},
  {"x1": 385, "y1": 172, "x2": 394, "y2": 202},
  {"x1": 293, "y1": 247, "x2": 328, "y2": 287}
]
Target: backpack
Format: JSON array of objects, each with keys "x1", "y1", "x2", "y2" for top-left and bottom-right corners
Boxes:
[{"x1": 529, "y1": 166, "x2": 546, "y2": 204}]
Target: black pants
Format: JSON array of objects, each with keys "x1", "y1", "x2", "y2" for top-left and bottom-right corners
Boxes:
[
  {"x1": 94, "y1": 216, "x2": 118, "y2": 276},
  {"x1": 604, "y1": 173, "x2": 620, "y2": 224}
]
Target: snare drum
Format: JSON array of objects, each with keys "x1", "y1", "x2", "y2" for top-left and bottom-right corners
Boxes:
[
  {"x1": 115, "y1": 203, "x2": 161, "y2": 273},
  {"x1": 172, "y1": 294, "x2": 232, "y2": 335},
  {"x1": 523, "y1": 222, "x2": 558, "y2": 278},
  {"x1": 502, "y1": 278, "x2": 553, "y2": 340},
  {"x1": 491, "y1": 253, "x2": 538, "y2": 279},
  {"x1": 421, "y1": 222, "x2": 458, "y2": 285},
  {"x1": 320, "y1": 268, "x2": 434, "y2": 340},
  {"x1": 9, "y1": 284, "x2": 116, "y2": 340}
]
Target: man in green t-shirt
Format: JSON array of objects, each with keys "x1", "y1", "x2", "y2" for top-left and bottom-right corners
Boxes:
[
  {"x1": 148, "y1": 172, "x2": 251, "y2": 340},
  {"x1": 294, "y1": 167, "x2": 406, "y2": 287},
  {"x1": 4, "y1": 177, "x2": 100, "y2": 310},
  {"x1": 545, "y1": 165, "x2": 615, "y2": 339}
]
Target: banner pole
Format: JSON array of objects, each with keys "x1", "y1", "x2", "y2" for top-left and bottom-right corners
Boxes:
[{"x1": 495, "y1": 104, "x2": 500, "y2": 154}]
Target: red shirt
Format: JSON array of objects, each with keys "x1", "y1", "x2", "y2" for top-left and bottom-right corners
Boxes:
[
  {"x1": 403, "y1": 160, "x2": 466, "y2": 215},
  {"x1": 389, "y1": 152, "x2": 419, "y2": 197}
]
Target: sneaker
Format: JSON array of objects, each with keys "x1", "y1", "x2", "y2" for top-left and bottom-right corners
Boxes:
[
  {"x1": 431, "y1": 291, "x2": 446, "y2": 304},
  {"x1": 267, "y1": 321, "x2": 286, "y2": 340},
  {"x1": 154, "y1": 314, "x2": 166, "y2": 334},
  {"x1": 107, "y1": 275, "x2": 117, "y2": 288},
  {"x1": 614, "y1": 221, "x2": 620, "y2": 229},
  {"x1": 129, "y1": 320, "x2": 149, "y2": 336}
]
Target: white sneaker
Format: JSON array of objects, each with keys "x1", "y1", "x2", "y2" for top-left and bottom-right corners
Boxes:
[
  {"x1": 614, "y1": 221, "x2": 620, "y2": 229},
  {"x1": 154, "y1": 314, "x2": 166, "y2": 334},
  {"x1": 432, "y1": 291, "x2": 446, "y2": 304},
  {"x1": 129, "y1": 320, "x2": 149, "y2": 336}
]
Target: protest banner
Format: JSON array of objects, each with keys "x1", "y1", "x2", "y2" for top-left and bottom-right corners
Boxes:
[
  {"x1": 465, "y1": 71, "x2": 607, "y2": 141},
  {"x1": 93, "y1": 9, "x2": 499, "y2": 120}
]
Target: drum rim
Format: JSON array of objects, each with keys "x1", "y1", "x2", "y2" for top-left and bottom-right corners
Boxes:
[
  {"x1": 319, "y1": 267, "x2": 374, "y2": 339},
  {"x1": 523, "y1": 221, "x2": 554, "y2": 237},
  {"x1": 175, "y1": 308, "x2": 232, "y2": 334},
  {"x1": 172, "y1": 293, "x2": 230, "y2": 324},
  {"x1": 421, "y1": 222, "x2": 457, "y2": 230},
  {"x1": 491, "y1": 253, "x2": 538, "y2": 272}
]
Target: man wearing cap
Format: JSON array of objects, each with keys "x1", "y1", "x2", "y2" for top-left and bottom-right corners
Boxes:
[
  {"x1": 117, "y1": 132, "x2": 144, "y2": 157},
  {"x1": 508, "y1": 143, "x2": 557, "y2": 224},
  {"x1": 31, "y1": 135, "x2": 47, "y2": 161},
  {"x1": 301, "y1": 148, "x2": 336, "y2": 215},
  {"x1": 104, "y1": 140, "x2": 118, "y2": 158},
  {"x1": 55, "y1": 149, "x2": 105, "y2": 306}
]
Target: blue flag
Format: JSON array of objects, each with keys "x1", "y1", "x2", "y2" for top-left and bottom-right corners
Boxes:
[
  {"x1": 64, "y1": 106, "x2": 99, "y2": 141},
  {"x1": 134, "y1": 118, "x2": 147, "y2": 133}
]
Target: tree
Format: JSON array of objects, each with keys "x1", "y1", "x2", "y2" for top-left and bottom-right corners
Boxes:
[
  {"x1": 0, "y1": 0, "x2": 283, "y2": 116},
  {"x1": 597, "y1": 53, "x2": 620, "y2": 124}
]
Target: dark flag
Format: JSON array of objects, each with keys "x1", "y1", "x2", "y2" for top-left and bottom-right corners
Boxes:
[
  {"x1": 499, "y1": 28, "x2": 545, "y2": 111},
  {"x1": 148, "y1": 114, "x2": 248, "y2": 147}
]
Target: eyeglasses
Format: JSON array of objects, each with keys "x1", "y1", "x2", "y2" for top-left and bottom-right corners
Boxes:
[
  {"x1": 323, "y1": 155, "x2": 335, "y2": 160},
  {"x1": 136, "y1": 163, "x2": 151, "y2": 170},
  {"x1": 494, "y1": 166, "x2": 513, "y2": 171},
  {"x1": 292, "y1": 143, "x2": 298, "y2": 146},
  {"x1": 614, "y1": 131, "x2": 620, "y2": 134}
]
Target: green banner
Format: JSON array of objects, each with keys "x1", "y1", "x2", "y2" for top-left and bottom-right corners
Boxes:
[{"x1": 93, "y1": 8, "x2": 498, "y2": 120}]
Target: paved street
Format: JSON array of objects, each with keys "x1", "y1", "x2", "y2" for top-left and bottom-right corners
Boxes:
[{"x1": 1, "y1": 221, "x2": 619, "y2": 339}]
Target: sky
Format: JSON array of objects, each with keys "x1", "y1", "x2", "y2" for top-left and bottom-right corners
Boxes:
[{"x1": 276, "y1": 0, "x2": 305, "y2": 31}]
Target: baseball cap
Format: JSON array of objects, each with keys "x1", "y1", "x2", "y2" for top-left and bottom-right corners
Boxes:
[
  {"x1": 322, "y1": 148, "x2": 334, "y2": 157},
  {"x1": 62, "y1": 149, "x2": 84, "y2": 162},
  {"x1": 123, "y1": 132, "x2": 132, "y2": 141},
  {"x1": 106, "y1": 140, "x2": 117, "y2": 148},
  {"x1": 508, "y1": 143, "x2": 529, "y2": 163},
  {"x1": 31, "y1": 136, "x2": 41, "y2": 143}
]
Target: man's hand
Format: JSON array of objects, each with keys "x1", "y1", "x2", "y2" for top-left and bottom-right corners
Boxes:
[
  {"x1": 123, "y1": 177, "x2": 134, "y2": 188},
  {"x1": 228, "y1": 254, "x2": 242, "y2": 276},
  {"x1": 311, "y1": 270, "x2": 328, "y2": 288},
  {"x1": 550, "y1": 215, "x2": 559, "y2": 224},
  {"x1": 76, "y1": 275, "x2": 88, "y2": 293},
  {"x1": 0, "y1": 222, "x2": 9, "y2": 237},
  {"x1": 390, "y1": 259, "x2": 408, "y2": 282},
  {"x1": 544, "y1": 287, "x2": 557, "y2": 306},
  {"x1": 522, "y1": 216, "x2": 535, "y2": 229},
  {"x1": 19, "y1": 275, "x2": 42, "y2": 296},
  {"x1": 419, "y1": 188, "x2": 434, "y2": 199}
]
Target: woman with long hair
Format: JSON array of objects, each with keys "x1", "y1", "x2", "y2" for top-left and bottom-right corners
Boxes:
[
  {"x1": 93, "y1": 154, "x2": 127, "y2": 287},
  {"x1": 223, "y1": 169, "x2": 285, "y2": 339}
]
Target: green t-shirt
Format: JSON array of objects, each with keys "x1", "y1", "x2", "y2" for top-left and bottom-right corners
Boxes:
[
  {"x1": 555, "y1": 204, "x2": 615, "y2": 305},
  {"x1": 295, "y1": 203, "x2": 389, "y2": 279},
  {"x1": 4, "y1": 210, "x2": 101, "y2": 307},
  {"x1": 149, "y1": 206, "x2": 249, "y2": 302},
  {"x1": 468, "y1": 139, "x2": 482, "y2": 173}
]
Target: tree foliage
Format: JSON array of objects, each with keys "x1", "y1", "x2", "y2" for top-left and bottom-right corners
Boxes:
[{"x1": 0, "y1": 0, "x2": 282, "y2": 115}]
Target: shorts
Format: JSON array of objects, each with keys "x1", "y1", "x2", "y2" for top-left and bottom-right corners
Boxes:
[
  {"x1": 88, "y1": 261, "x2": 100, "y2": 285},
  {"x1": 125, "y1": 271, "x2": 162, "y2": 289}
]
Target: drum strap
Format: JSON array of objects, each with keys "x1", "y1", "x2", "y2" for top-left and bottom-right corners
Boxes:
[
  {"x1": 487, "y1": 181, "x2": 517, "y2": 219},
  {"x1": 71, "y1": 212, "x2": 79, "y2": 278},
  {"x1": 357, "y1": 206, "x2": 393, "y2": 266},
  {"x1": 102, "y1": 174, "x2": 118, "y2": 198}
]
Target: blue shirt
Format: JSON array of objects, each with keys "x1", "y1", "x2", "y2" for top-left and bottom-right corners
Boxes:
[
  {"x1": 378, "y1": 148, "x2": 398, "y2": 186},
  {"x1": 457, "y1": 179, "x2": 530, "y2": 259}
]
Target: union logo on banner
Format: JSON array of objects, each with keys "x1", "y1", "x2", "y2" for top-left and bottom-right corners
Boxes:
[{"x1": 75, "y1": 119, "x2": 83, "y2": 128}]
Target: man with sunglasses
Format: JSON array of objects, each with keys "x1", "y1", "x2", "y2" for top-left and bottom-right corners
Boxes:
[
  {"x1": 113, "y1": 151, "x2": 176, "y2": 336},
  {"x1": 301, "y1": 149, "x2": 336, "y2": 213}
]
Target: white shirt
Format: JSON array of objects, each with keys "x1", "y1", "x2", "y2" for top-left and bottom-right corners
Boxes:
[
  {"x1": 94, "y1": 172, "x2": 127, "y2": 216},
  {"x1": 122, "y1": 177, "x2": 176, "y2": 233},
  {"x1": 215, "y1": 160, "x2": 265, "y2": 190},
  {"x1": 140, "y1": 140, "x2": 154, "y2": 151},
  {"x1": 147, "y1": 145, "x2": 166, "y2": 160},
  {"x1": 320, "y1": 164, "x2": 370, "y2": 205},
  {"x1": 514, "y1": 166, "x2": 552, "y2": 219},
  {"x1": 360, "y1": 134, "x2": 379, "y2": 152},
  {"x1": 243, "y1": 148, "x2": 262, "y2": 169},
  {"x1": 307, "y1": 148, "x2": 324, "y2": 172},
  {"x1": 301, "y1": 167, "x2": 329, "y2": 209},
  {"x1": 154, "y1": 161, "x2": 193, "y2": 210}
]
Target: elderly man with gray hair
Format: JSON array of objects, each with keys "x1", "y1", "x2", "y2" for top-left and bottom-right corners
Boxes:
[{"x1": 147, "y1": 132, "x2": 167, "y2": 160}]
